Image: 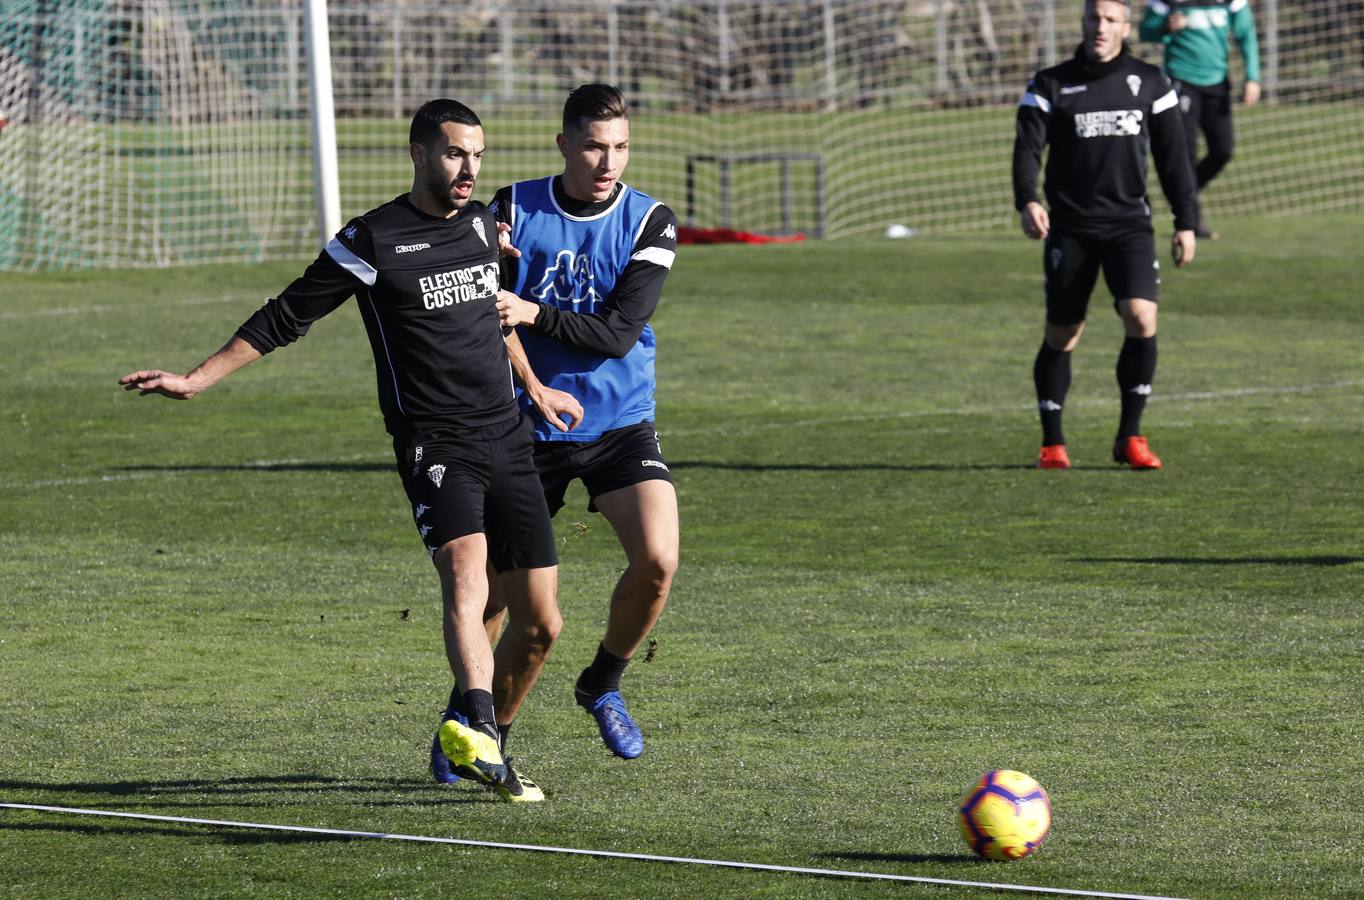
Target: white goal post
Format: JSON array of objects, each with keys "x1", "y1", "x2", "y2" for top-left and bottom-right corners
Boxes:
[{"x1": 1, "y1": 0, "x2": 1360, "y2": 269}]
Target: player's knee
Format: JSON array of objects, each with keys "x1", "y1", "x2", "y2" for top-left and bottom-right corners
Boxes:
[
  {"x1": 1120, "y1": 309, "x2": 1157, "y2": 337},
  {"x1": 635, "y1": 549, "x2": 678, "y2": 596},
  {"x1": 515, "y1": 606, "x2": 563, "y2": 652},
  {"x1": 1044, "y1": 324, "x2": 1083, "y2": 352}
]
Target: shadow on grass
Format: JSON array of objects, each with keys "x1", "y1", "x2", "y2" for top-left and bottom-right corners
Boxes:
[
  {"x1": 0, "y1": 820, "x2": 360, "y2": 844},
  {"x1": 114, "y1": 460, "x2": 1152, "y2": 476},
  {"x1": 0, "y1": 774, "x2": 486, "y2": 808},
  {"x1": 1076, "y1": 555, "x2": 1362, "y2": 567},
  {"x1": 820, "y1": 850, "x2": 979, "y2": 865},
  {"x1": 2, "y1": 774, "x2": 393, "y2": 794},
  {"x1": 671, "y1": 460, "x2": 1037, "y2": 473},
  {"x1": 115, "y1": 463, "x2": 390, "y2": 474}
]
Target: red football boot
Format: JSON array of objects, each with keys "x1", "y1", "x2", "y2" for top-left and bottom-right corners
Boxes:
[
  {"x1": 1037, "y1": 444, "x2": 1072, "y2": 469},
  {"x1": 1113, "y1": 436, "x2": 1162, "y2": 470}
]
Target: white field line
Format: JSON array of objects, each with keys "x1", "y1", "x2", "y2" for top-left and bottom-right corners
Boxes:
[
  {"x1": 665, "y1": 379, "x2": 1364, "y2": 437},
  {"x1": 3, "y1": 380, "x2": 1359, "y2": 492},
  {"x1": 0, "y1": 295, "x2": 248, "y2": 321},
  {"x1": 0, "y1": 803, "x2": 1192, "y2": 900}
]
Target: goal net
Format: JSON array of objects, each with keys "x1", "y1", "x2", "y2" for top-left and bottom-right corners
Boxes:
[{"x1": 2, "y1": 0, "x2": 1360, "y2": 269}]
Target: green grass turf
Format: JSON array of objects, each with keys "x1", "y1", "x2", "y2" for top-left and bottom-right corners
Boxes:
[{"x1": 1, "y1": 214, "x2": 1361, "y2": 898}]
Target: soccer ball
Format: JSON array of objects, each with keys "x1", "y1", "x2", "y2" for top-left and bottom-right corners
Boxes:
[{"x1": 958, "y1": 770, "x2": 1051, "y2": 860}]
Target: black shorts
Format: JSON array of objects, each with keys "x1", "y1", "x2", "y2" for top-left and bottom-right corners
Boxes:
[
  {"x1": 532, "y1": 421, "x2": 673, "y2": 517},
  {"x1": 1043, "y1": 222, "x2": 1160, "y2": 326},
  {"x1": 392, "y1": 415, "x2": 557, "y2": 573}
]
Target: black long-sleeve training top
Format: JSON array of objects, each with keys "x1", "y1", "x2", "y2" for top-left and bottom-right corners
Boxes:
[
  {"x1": 235, "y1": 195, "x2": 516, "y2": 434},
  {"x1": 1013, "y1": 45, "x2": 1199, "y2": 232}
]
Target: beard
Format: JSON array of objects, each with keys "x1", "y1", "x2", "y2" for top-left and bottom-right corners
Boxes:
[{"x1": 428, "y1": 172, "x2": 473, "y2": 212}]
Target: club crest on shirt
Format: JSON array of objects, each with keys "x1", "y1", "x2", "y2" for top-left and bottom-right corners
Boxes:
[
  {"x1": 1127, "y1": 74, "x2": 1142, "y2": 97},
  {"x1": 530, "y1": 249, "x2": 601, "y2": 308},
  {"x1": 472, "y1": 216, "x2": 488, "y2": 247}
]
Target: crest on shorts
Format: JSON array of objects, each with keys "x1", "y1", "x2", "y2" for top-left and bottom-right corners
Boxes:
[
  {"x1": 1049, "y1": 248, "x2": 1063, "y2": 270},
  {"x1": 1127, "y1": 75, "x2": 1142, "y2": 97},
  {"x1": 426, "y1": 464, "x2": 446, "y2": 488},
  {"x1": 472, "y1": 216, "x2": 488, "y2": 247}
]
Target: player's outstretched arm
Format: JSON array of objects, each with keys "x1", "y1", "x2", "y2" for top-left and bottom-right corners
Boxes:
[
  {"x1": 119, "y1": 336, "x2": 262, "y2": 400},
  {"x1": 503, "y1": 328, "x2": 583, "y2": 432}
]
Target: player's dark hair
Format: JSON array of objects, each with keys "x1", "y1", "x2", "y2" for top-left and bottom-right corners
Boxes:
[
  {"x1": 562, "y1": 83, "x2": 628, "y2": 135},
  {"x1": 409, "y1": 99, "x2": 481, "y2": 148}
]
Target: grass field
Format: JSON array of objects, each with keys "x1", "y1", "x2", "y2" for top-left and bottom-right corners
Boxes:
[{"x1": 1, "y1": 214, "x2": 1361, "y2": 898}]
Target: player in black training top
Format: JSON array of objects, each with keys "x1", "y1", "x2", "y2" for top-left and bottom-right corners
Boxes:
[
  {"x1": 1013, "y1": 0, "x2": 1199, "y2": 471},
  {"x1": 120, "y1": 99, "x2": 582, "y2": 803}
]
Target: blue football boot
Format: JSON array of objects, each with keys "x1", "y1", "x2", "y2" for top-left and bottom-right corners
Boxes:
[
  {"x1": 430, "y1": 708, "x2": 467, "y2": 784},
  {"x1": 575, "y1": 687, "x2": 644, "y2": 759}
]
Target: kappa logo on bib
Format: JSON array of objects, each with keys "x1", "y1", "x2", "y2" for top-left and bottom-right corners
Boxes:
[{"x1": 531, "y1": 250, "x2": 600, "y2": 307}]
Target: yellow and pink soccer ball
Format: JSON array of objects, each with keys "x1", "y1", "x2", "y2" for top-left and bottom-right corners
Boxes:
[{"x1": 958, "y1": 769, "x2": 1052, "y2": 860}]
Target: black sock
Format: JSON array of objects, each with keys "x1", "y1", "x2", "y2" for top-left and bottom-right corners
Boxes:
[
  {"x1": 577, "y1": 644, "x2": 629, "y2": 696},
  {"x1": 1116, "y1": 336, "x2": 1157, "y2": 439},
  {"x1": 497, "y1": 722, "x2": 512, "y2": 753},
  {"x1": 445, "y1": 683, "x2": 461, "y2": 714},
  {"x1": 1033, "y1": 342, "x2": 1072, "y2": 446},
  {"x1": 460, "y1": 689, "x2": 496, "y2": 728}
]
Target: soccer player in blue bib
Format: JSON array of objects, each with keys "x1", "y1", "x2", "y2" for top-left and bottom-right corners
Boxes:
[{"x1": 429, "y1": 84, "x2": 678, "y2": 774}]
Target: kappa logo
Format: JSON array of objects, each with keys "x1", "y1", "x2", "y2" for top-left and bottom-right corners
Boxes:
[
  {"x1": 472, "y1": 216, "x2": 488, "y2": 247},
  {"x1": 1128, "y1": 384, "x2": 1153, "y2": 396},
  {"x1": 662, "y1": 223, "x2": 677, "y2": 240},
  {"x1": 641, "y1": 459, "x2": 669, "y2": 471},
  {"x1": 396, "y1": 242, "x2": 431, "y2": 254},
  {"x1": 1060, "y1": 84, "x2": 1087, "y2": 95},
  {"x1": 1127, "y1": 74, "x2": 1142, "y2": 97},
  {"x1": 341, "y1": 225, "x2": 358, "y2": 242},
  {"x1": 530, "y1": 250, "x2": 599, "y2": 307},
  {"x1": 420, "y1": 524, "x2": 433, "y2": 538},
  {"x1": 1039, "y1": 400, "x2": 1063, "y2": 411},
  {"x1": 414, "y1": 503, "x2": 429, "y2": 519},
  {"x1": 427, "y1": 464, "x2": 446, "y2": 488}
]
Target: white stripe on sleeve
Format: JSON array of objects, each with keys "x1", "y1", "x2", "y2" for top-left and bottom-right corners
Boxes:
[
  {"x1": 325, "y1": 237, "x2": 378, "y2": 286},
  {"x1": 1151, "y1": 89, "x2": 1179, "y2": 115},
  {"x1": 630, "y1": 246, "x2": 676, "y2": 269},
  {"x1": 1019, "y1": 92, "x2": 1052, "y2": 114}
]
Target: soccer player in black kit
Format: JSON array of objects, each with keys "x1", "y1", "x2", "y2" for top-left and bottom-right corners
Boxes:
[
  {"x1": 119, "y1": 99, "x2": 581, "y2": 802},
  {"x1": 1013, "y1": 0, "x2": 1200, "y2": 470}
]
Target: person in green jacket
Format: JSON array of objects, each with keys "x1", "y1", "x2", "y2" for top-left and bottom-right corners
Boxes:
[{"x1": 1140, "y1": 0, "x2": 1260, "y2": 238}]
